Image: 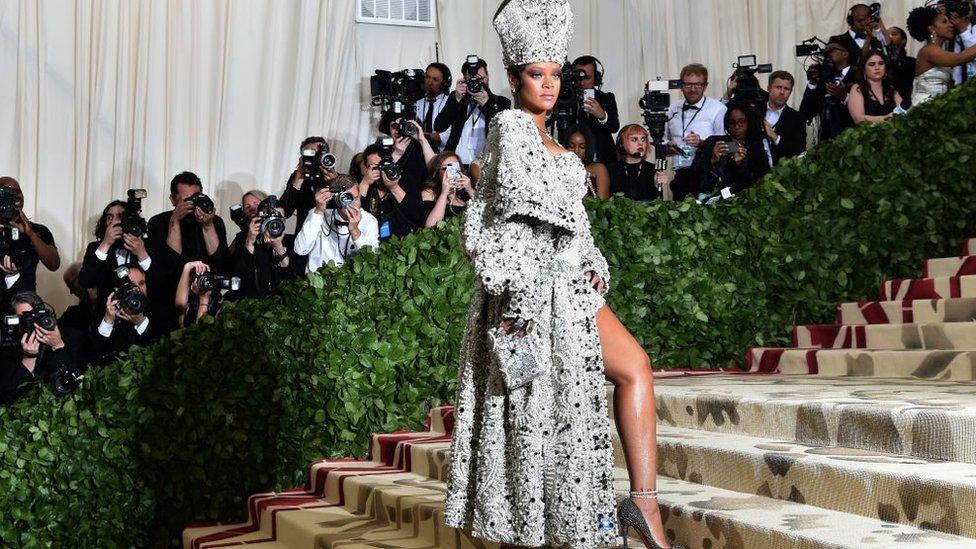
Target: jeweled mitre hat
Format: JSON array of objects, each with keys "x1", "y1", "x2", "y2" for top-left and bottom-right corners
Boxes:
[{"x1": 493, "y1": 0, "x2": 574, "y2": 67}]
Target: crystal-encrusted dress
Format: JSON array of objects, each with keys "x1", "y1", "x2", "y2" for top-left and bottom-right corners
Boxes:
[{"x1": 444, "y1": 109, "x2": 619, "y2": 548}]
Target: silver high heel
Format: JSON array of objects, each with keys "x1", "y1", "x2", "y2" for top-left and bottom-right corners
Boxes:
[{"x1": 617, "y1": 490, "x2": 686, "y2": 549}]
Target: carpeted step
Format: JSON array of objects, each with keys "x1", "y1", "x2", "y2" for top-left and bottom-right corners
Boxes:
[
  {"x1": 620, "y1": 469, "x2": 976, "y2": 548},
  {"x1": 881, "y1": 275, "x2": 976, "y2": 301},
  {"x1": 925, "y1": 256, "x2": 976, "y2": 278},
  {"x1": 747, "y1": 347, "x2": 976, "y2": 379},
  {"x1": 964, "y1": 238, "x2": 976, "y2": 256},
  {"x1": 649, "y1": 375, "x2": 976, "y2": 465},
  {"x1": 837, "y1": 297, "x2": 976, "y2": 325},
  {"x1": 792, "y1": 322, "x2": 976, "y2": 350},
  {"x1": 619, "y1": 426, "x2": 976, "y2": 538}
]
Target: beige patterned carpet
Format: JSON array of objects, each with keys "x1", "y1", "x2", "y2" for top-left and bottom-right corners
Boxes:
[{"x1": 185, "y1": 246, "x2": 976, "y2": 548}]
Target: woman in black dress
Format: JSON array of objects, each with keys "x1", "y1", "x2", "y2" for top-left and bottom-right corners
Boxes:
[{"x1": 848, "y1": 50, "x2": 905, "y2": 123}]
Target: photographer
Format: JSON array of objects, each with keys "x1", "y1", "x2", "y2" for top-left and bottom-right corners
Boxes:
[
  {"x1": 762, "y1": 71, "x2": 806, "y2": 165},
  {"x1": 799, "y1": 41, "x2": 856, "y2": 142},
  {"x1": 146, "y1": 172, "x2": 228, "y2": 320},
  {"x1": 226, "y1": 191, "x2": 294, "y2": 300},
  {"x1": 78, "y1": 199, "x2": 156, "y2": 321},
  {"x1": 944, "y1": 0, "x2": 976, "y2": 85},
  {"x1": 609, "y1": 125, "x2": 667, "y2": 202},
  {"x1": 418, "y1": 63, "x2": 454, "y2": 151},
  {"x1": 358, "y1": 136, "x2": 427, "y2": 241},
  {"x1": 174, "y1": 261, "x2": 236, "y2": 328},
  {"x1": 278, "y1": 136, "x2": 340, "y2": 238},
  {"x1": 422, "y1": 152, "x2": 476, "y2": 227},
  {"x1": 434, "y1": 56, "x2": 512, "y2": 166},
  {"x1": 1, "y1": 292, "x2": 81, "y2": 405},
  {"x1": 94, "y1": 265, "x2": 167, "y2": 365},
  {"x1": 294, "y1": 175, "x2": 378, "y2": 271},
  {"x1": 692, "y1": 105, "x2": 771, "y2": 198},
  {"x1": 571, "y1": 56, "x2": 621, "y2": 164},
  {"x1": 0, "y1": 177, "x2": 61, "y2": 293},
  {"x1": 830, "y1": 4, "x2": 872, "y2": 66},
  {"x1": 665, "y1": 64, "x2": 727, "y2": 202}
]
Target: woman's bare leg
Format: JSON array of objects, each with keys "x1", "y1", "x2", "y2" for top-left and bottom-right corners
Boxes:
[{"x1": 597, "y1": 305, "x2": 669, "y2": 547}]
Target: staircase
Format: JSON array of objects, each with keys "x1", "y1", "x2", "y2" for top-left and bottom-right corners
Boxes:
[{"x1": 185, "y1": 241, "x2": 976, "y2": 548}]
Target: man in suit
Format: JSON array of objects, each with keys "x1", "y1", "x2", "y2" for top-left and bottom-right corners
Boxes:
[
  {"x1": 571, "y1": 55, "x2": 621, "y2": 164},
  {"x1": 762, "y1": 71, "x2": 806, "y2": 166},
  {"x1": 93, "y1": 265, "x2": 168, "y2": 365},
  {"x1": 886, "y1": 27, "x2": 917, "y2": 106},
  {"x1": 799, "y1": 41, "x2": 856, "y2": 143},
  {"x1": 433, "y1": 57, "x2": 511, "y2": 166},
  {"x1": 417, "y1": 62, "x2": 453, "y2": 152},
  {"x1": 829, "y1": 4, "x2": 872, "y2": 66}
]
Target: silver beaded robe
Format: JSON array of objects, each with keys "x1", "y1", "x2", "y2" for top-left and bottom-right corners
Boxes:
[{"x1": 444, "y1": 109, "x2": 620, "y2": 548}]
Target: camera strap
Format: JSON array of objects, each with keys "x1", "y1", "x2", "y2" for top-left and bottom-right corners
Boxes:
[{"x1": 680, "y1": 99, "x2": 704, "y2": 136}]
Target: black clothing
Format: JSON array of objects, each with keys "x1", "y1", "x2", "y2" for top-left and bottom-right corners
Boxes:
[
  {"x1": 799, "y1": 68, "x2": 856, "y2": 142},
  {"x1": 393, "y1": 140, "x2": 430, "y2": 193},
  {"x1": 225, "y1": 232, "x2": 294, "y2": 301},
  {"x1": 59, "y1": 302, "x2": 96, "y2": 333},
  {"x1": 279, "y1": 172, "x2": 319, "y2": 237},
  {"x1": 863, "y1": 85, "x2": 897, "y2": 117},
  {"x1": 0, "y1": 221, "x2": 56, "y2": 293},
  {"x1": 0, "y1": 352, "x2": 34, "y2": 406},
  {"x1": 434, "y1": 91, "x2": 512, "y2": 153},
  {"x1": 608, "y1": 161, "x2": 662, "y2": 202},
  {"x1": 91, "y1": 313, "x2": 168, "y2": 366},
  {"x1": 767, "y1": 105, "x2": 807, "y2": 165},
  {"x1": 77, "y1": 241, "x2": 164, "y2": 324},
  {"x1": 576, "y1": 89, "x2": 621, "y2": 164},
  {"x1": 890, "y1": 55, "x2": 916, "y2": 106},
  {"x1": 692, "y1": 136, "x2": 771, "y2": 196},
  {"x1": 146, "y1": 210, "x2": 229, "y2": 324}
]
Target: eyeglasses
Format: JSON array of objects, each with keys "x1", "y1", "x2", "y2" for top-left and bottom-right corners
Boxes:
[
  {"x1": 682, "y1": 82, "x2": 707, "y2": 90},
  {"x1": 727, "y1": 119, "x2": 748, "y2": 127}
]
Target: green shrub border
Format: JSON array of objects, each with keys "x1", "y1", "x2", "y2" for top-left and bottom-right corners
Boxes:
[{"x1": 0, "y1": 82, "x2": 974, "y2": 546}]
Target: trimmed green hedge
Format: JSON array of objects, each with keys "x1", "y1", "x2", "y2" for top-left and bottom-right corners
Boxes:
[{"x1": 1, "y1": 82, "x2": 974, "y2": 546}]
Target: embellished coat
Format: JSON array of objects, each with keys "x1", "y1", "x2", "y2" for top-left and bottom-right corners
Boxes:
[{"x1": 444, "y1": 109, "x2": 620, "y2": 548}]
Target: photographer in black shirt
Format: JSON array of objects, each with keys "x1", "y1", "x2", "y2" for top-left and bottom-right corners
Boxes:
[
  {"x1": 0, "y1": 292, "x2": 82, "y2": 405},
  {"x1": 226, "y1": 191, "x2": 294, "y2": 300},
  {"x1": 93, "y1": 265, "x2": 168, "y2": 365},
  {"x1": 0, "y1": 177, "x2": 61, "y2": 295},
  {"x1": 571, "y1": 55, "x2": 621, "y2": 164},
  {"x1": 146, "y1": 172, "x2": 228, "y2": 323}
]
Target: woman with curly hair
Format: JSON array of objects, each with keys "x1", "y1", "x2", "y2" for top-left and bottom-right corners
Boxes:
[{"x1": 906, "y1": 5, "x2": 976, "y2": 105}]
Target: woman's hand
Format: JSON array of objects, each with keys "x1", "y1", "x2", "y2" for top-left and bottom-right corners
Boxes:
[
  {"x1": 586, "y1": 270, "x2": 606, "y2": 294},
  {"x1": 733, "y1": 144, "x2": 747, "y2": 165},
  {"x1": 711, "y1": 141, "x2": 728, "y2": 165}
]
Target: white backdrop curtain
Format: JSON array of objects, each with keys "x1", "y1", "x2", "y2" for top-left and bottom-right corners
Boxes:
[{"x1": 0, "y1": 0, "x2": 926, "y2": 310}]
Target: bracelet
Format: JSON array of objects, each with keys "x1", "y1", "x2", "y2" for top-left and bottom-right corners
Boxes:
[{"x1": 22, "y1": 351, "x2": 39, "y2": 359}]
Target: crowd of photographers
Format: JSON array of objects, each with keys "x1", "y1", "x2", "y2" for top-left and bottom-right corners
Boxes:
[{"x1": 2, "y1": 2, "x2": 974, "y2": 406}]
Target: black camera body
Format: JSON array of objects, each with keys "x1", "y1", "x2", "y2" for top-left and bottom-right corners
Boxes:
[
  {"x1": 188, "y1": 192, "x2": 216, "y2": 215},
  {"x1": 122, "y1": 189, "x2": 148, "y2": 238},
  {"x1": 113, "y1": 266, "x2": 149, "y2": 316},
  {"x1": 729, "y1": 55, "x2": 772, "y2": 105},
  {"x1": 256, "y1": 195, "x2": 286, "y2": 242},
  {"x1": 0, "y1": 187, "x2": 19, "y2": 223},
  {"x1": 868, "y1": 2, "x2": 881, "y2": 22},
  {"x1": 1, "y1": 303, "x2": 58, "y2": 347},
  {"x1": 463, "y1": 55, "x2": 486, "y2": 94},
  {"x1": 301, "y1": 144, "x2": 338, "y2": 189},
  {"x1": 376, "y1": 137, "x2": 402, "y2": 182},
  {"x1": 387, "y1": 100, "x2": 419, "y2": 139},
  {"x1": 191, "y1": 271, "x2": 241, "y2": 294},
  {"x1": 795, "y1": 40, "x2": 838, "y2": 92},
  {"x1": 370, "y1": 69, "x2": 426, "y2": 105}
]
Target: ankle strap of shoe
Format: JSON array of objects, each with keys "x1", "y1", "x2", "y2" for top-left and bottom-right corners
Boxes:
[{"x1": 629, "y1": 489, "x2": 659, "y2": 499}]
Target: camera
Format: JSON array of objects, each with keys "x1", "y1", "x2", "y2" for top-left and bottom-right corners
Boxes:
[
  {"x1": 229, "y1": 204, "x2": 246, "y2": 229},
  {"x1": 548, "y1": 62, "x2": 589, "y2": 137},
  {"x1": 187, "y1": 192, "x2": 216, "y2": 215},
  {"x1": 370, "y1": 68, "x2": 426, "y2": 104},
  {"x1": 256, "y1": 195, "x2": 286, "y2": 242},
  {"x1": 388, "y1": 100, "x2": 419, "y2": 139},
  {"x1": 728, "y1": 55, "x2": 772, "y2": 104},
  {"x1": 795, "y1": 38, "x2": 838, "y2": 90},
  {"x1": 1, "y1": 302, "x2": 58, "y2": 347},
  {"x1": 113, "y1": 266, "x2": 149, "y2": 316},
  {"x1": 122, "y1": 189, "x2": 148, "y2": 238},
  {"x1": 190, "y1": 271, "x2": 241, "y2": 294},
  {"x1": 375, "y1": 137, "x2": 401, "y2": 182},
  {"x1": 463, "y1": 55, "x2": 484, "y2": 93},
  {"x1": 0, "y1": 187, "x2": 19, "y2": 223},
  {"x1": 639, "y1": 78, "x2": 683, "y2": 158},
  {"x1": 329, "y1": 183, "x2": 356, "y2": 210},
  {"x1": 50, "y1": 364, "x2": 84, "y2": 397},
  {"x1": 0, "y1": 225, "x2": 28, "y2": 270},
  {"x1": 301, "y1": 144, "x2": 338, "y2": 189},
  {"x1": 869, "y1": 2, "x2": 881, "y2": 23}
]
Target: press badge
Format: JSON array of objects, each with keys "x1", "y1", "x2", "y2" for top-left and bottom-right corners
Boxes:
[{"x1": 379, "y1": 220, "x2": 391, "y2": 239}]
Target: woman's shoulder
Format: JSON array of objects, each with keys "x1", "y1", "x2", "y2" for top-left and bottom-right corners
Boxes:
[{"x1": 493, "y1": 108, "x2": 532, "y2": 131}]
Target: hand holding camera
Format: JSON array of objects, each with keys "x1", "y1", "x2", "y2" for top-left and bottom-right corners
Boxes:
[
  {"x1": 184, "y1": 262, "x2": 212, "y2": 297},
  {"x1": 470, "y1": 87, "x2": 490, "y2": 107},
  {"x1": 826, "y1": 82, "x2": 848, "y2": 101},
  {"x1": 582, "y1": 95, "x2": 606, "y2": 120},
  {"x1": 0, "y1": 255, "x2": 19, "y2": 276},
  {"x1": 103, "y1": 290, "x2": 145, "y2": 326},
  {"x1": 122, "y1": 233, "x2": 148, "y2": 261},
  {"x1": 172, "y1": 198, "x2": 196, "y2": 224},
  {"x1": 100, "y1": 222, "x2": 124, "y2": 253},
  {"x1": 346, "y1": 206, "x2": 362, "y2": 239},
  {"x1": 193, "y1": 204, "x2": 216, "y2": 227},
  {"x1": 313, "y1": 187, "x2": 334, "y2": 214}
]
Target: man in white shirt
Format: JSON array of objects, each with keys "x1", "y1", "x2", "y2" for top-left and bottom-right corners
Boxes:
[
  {"x1": 294, "y1": 176, "x2": 379, "y2": 272},
  {"x1": 665, "y1": 63, "x2": 727, "y2": 201},
  {"x1": 418, "y1": 63, "x2": 453, "y2": 152}
]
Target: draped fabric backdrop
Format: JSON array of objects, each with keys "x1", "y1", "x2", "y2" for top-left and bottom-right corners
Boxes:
[{"x1": 1, "y1": 0, "x2": 926, "y2": 310}]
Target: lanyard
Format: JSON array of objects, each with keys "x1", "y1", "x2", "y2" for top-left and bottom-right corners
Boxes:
[{"x1": 681, "y1": 98, "x2": 704, "y2": 136}]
